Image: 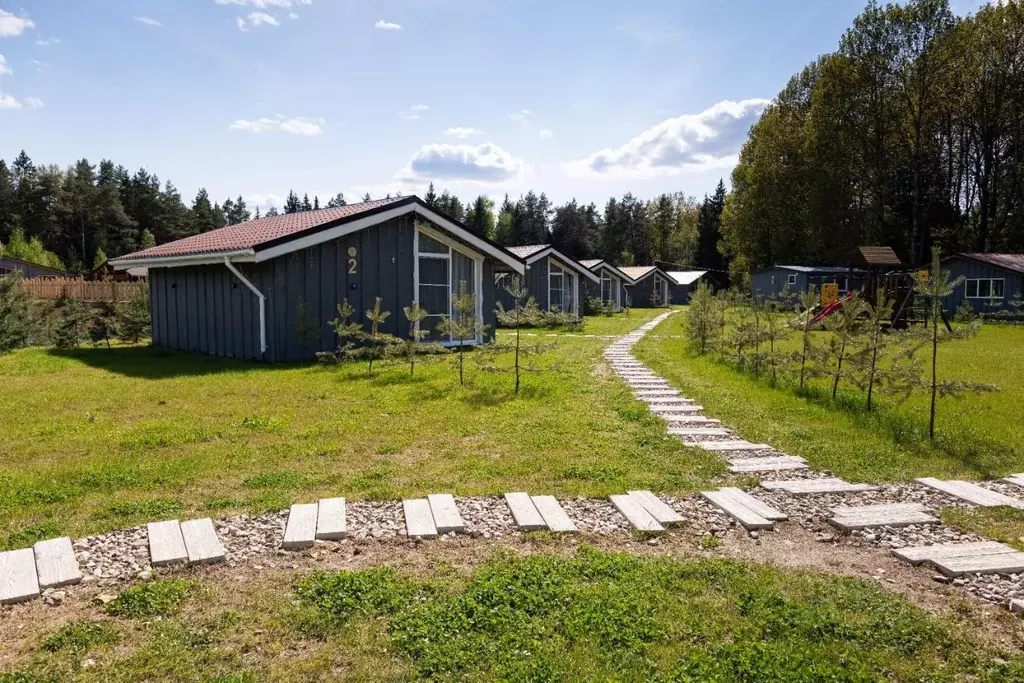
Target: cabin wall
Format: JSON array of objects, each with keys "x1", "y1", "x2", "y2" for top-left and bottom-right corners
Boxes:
[{"x1": 944, "y1": 258, "x2": 1023, "y2": 316}]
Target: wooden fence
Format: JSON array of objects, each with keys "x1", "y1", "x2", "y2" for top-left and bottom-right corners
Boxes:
[{"x1": 20, "y1": 277, "x2": 147, "y2": 303}]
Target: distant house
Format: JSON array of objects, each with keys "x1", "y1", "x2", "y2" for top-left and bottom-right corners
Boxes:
[
  {"x1": 91, "y1": 261, "x2": 148, "y2": 281},
  {"x1": 579, "y1": 259, "x2": 634, "y2": 312},
  {"x1": 496, "y1": 245, "x2": 599, "y2": 319},
  {"x1": 665, "y1": 270, "x2": 709, "y2": 305},
  {"x1": 0, "y1": 255, "x2": 68, "y2": 279},
  {"x1": 942, "y1": 253, "x2": 1023, "y2": 316},
  {"x1": 752, "y1": 265, "x2": 862, "y2": 299},
  {"x1": 618, "y1": 266, "x2": 672, "y2": 308},
  {"x1": 110, "y1": 196, "x2": 526, "y2": 362}
]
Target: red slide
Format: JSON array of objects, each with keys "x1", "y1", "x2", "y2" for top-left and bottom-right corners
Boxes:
[{"x1": 810, "y1": 292, "x2": 853, "y2": 325}]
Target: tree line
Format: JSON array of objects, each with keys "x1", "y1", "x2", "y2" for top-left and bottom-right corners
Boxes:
[
  {"x1": 0, "y1": 148, "x2": 730, "y2": 277},
  {"x1": 723, "y1": 0, "x2": 1024, "y2": 283}
]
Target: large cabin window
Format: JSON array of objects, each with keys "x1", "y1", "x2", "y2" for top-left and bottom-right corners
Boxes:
[{"x1": 415, "y1": 226, "x2": 482, "y2": 344}]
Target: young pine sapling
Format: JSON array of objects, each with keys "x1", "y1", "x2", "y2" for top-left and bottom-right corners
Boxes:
[
  {"x1": 400, "y1": 300, "x2": 430, "y2": 376},
  {"x1": 685, "y1": 281, "x2": 723, "y2": 355},
  {"x1": 795, "y1": 285, "x2": 819, "y2": 389},
  {"x1": 436, "y1": 280, "x2": 487, "y2": 385},
  {"x1": 494, "y1": 275, "x2": 543, "y2": 393}
]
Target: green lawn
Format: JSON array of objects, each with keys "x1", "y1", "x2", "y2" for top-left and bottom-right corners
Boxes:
[
  {"x1": 0, "y1": 308, "x2": 724, "y2": 547},
  {"x1": 634, "y1": 315, "x2": 1024, "y2": 483},
  {"x1": 4, "y1": 548, "x2": 1020, "y2": 681}
]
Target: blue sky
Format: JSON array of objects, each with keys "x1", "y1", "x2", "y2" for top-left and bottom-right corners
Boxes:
[{"x1": 0, "y1": 0, "x2": 993, "y2": 212}]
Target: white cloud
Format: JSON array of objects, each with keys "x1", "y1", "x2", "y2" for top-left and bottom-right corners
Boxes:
[
  {"x1": 135, "y1": 17, "x2": 163, "y2": 27},
  {"x1": 509, "y1": 109, "x2": 532, "y2": 124},
  {"x1": 444, "y1": 126, "x2": 483, "y2": 139},
  {"x1": 288, "y1": 12, "x2": 299, "y2": 19},
  {"x1": 539, "y1": 128, "x2": 554, "y2": 140},
  {"x1": 217, "y1": 0, "x2": 311, "y2": 6},
  {"x1": 34, "y1": 37, "x2": 59, "y2": 46},
  {"x1": 245, "y1": 193, "x2": 284, "y2": 211},
  {"x1": 397, "y1": 142, "x2": 526, "y2": 184},
  {"x1": 0, "y1": 10, "x2": 35, "y2": 38},
  {"x1": 565, "y1": 98, "x2": 770, "y2": 179},
  {"x1": 397, "y1": 104, "x2": 428, "y2": 120},
  {"x1": 0, "y1": 93, "x2": 43, "y2": 110},
  {"x1": 249, "y1": 11, "x2": 279, "y2": 26},
  {"x1": 278, "y1": 116, "x2": 323, "y2": 135},
  {"x1": 0, "y1": 54, "x2": 10, "y2": 75},
  {"x1": 229, "y1": 114, "x2": 323, "y2": 135},
  {"x1": 375, "y1": 20, "x2": 402, "y2": 31},
  {"x1": 236, "y1": 17, "x2": 249, "y2": 31}
]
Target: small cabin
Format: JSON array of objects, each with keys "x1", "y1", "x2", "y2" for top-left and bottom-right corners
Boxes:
[
  {"x1": 752, "y1": 265, "x2": 862, "y2": 299},
  {"x1": 665, "y1": 270, "x2": 709, "y2": 304},
  {"x1": 496, "y1": 245, "x2": 599, "y2": 319},
  {"x1": 110, "y1": 196, "x2": 526, "y2": 362},
  {"x1": 579, "y1": 259, "x2": 633, "y2": 312},
  {"x1": 942, "y1": 253, "x2": 1023, "y2": 316},
  {"x1": 618, "y1": 266, "x2": 672, "y2": 308},
  {"x1": 0, "y1": 255, "x2": 68, "y2": 279}
]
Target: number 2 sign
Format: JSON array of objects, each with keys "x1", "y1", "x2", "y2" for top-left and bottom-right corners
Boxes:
[{"x1": 347, "y1": 246, "x2": 358, "y2": 275}]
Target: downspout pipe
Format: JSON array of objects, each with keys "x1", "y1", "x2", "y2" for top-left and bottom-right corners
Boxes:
[{"x1": 224, "y1": 257, "x2": 267, "y2": 357}]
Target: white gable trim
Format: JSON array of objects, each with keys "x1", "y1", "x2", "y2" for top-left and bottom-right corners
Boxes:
[
  {"x1": 594, "y1": 262, "x2": 636, "y2": 285},
  {"x1": 524, "y1": 247, "x2": 599, "y2": 283},
  {"x1": 111, "y1": 202, "x2": 525, "y2": 274}
]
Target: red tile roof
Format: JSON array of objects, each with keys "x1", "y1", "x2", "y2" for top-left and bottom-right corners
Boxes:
[
  {"x1": 112, "y1": 197, "x2": 408, "y2": 261},
  {"x1": 958, "y1": 252, "x2": 1024, "y2": 274},
  {"x1": 506, "y1": 244, "x2": 550, "y2": 259}
]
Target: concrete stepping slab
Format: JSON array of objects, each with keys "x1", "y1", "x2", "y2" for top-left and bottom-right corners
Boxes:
[
  {"x1": 641, "y1": 397, "x2": 694, "y2": 405},
  {"x1": 916, "y1": 478, "x2": 1024, "y2": 509},
  {"x1": 1012, "y1": 599, "x2": 1024, "y2": 615},
  {"x1": 829, "y1": 503, "x2": 938, "y2": 531},
  {"x1": 664, "y1": 416, "x2": 720, "y2": 425},
  {"x1": 316, "y1": 497, "x2": 347, "y2": 540},
  {"x1": 935, "y1": 552, "x2": 1024, "y2": 577},
  {"x1": 609, "y1": 494, "x2": 664, "y2": 532},
  {"x1": 649, "y1": 404, "x2": 703, "y2": 414},
  {"x1": 761, "y1": 478, "x2": 878, "y2": 495},
  {"x1": 695, "y1": 440, "x2": 770, "y2": 452},
  {"x1": 181, "y1": 518, "x2": 226, "y2": 565},
  {"x1": 669, "y1": 427, "x2": 733, "y2": 437},
  {"x1": 148, "y1": 520, "x2": 188, "y2": 567},
  {"x1": 626, "y1": 490, "x2": 686, "y2": 526},
  {"x1": 729, "y1": 456, "x2": 807, "y2": 473},
  {"x1": 428, "y1": 493, "x2": 466, "y2": 534},
  {"x1": 504, "y1": 492, "x2": 547, "y2": 531},
  {"x1": 1004, "y1": 474, "x2": 1024, "y2": 488},
  {"x1": 33, "y1": 537, "x2": 81, "y2": 588},
  {"x1": 530, "y1": 495, "x2": 578, "y2": 533},
  {"x1": 701, "y1": 489, "x2": 776, "y2": 530},
  {"x1": 403, "y1": 499, "x2": 438, "y2": 539},
  {"x1": 282, "y1": 503, "x2": 318, "y2": 550},
  {"x1": 0, "y1": 548, "x2": 40, "y2": 605},
  {"x1": 893, "y1": 541, "x2": 1014, "y2": 565}
]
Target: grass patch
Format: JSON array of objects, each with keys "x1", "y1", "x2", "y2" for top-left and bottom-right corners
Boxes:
[
  {"x1": 42, "y1": 621, "x2": 119, "y2": 653},
  {"x1": 635, "y1": 317, "x2": 1024, "y2": 482},
  {"x1": 0, "y1": 309, "x2": 728, "y2": 544},
  {"x1": 941, "y1": 506, "x2": 1024, "y2": 551},
  {"x1": 105, "y1": 579, "x2": 197, "y2": 619},
  {"x1": 4, "y1": 522, "x2": 59, "y2": 550},
  {"x1": 289, "y1": 548, "x2": 1020, "y2": 681}
]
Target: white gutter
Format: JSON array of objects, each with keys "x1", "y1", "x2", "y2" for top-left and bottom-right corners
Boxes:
[
  {"x1": 223, "y1": 257, "x2": 267, "y2": 356},
  {"x1": 110, "y1": 248, "x2": 256, "y2": 270}
]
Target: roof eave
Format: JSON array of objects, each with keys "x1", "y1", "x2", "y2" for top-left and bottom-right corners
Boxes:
[{"x1": 109, "y1": 249, "x2": 257, "y2": 269}]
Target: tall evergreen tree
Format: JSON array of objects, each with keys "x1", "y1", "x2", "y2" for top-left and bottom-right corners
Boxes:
[
  {"x1": 464, "y1": 195, "x2": 495, "y2": 238},
  {"x1": 696, "y1": 180, "x2": 728, "y2": 273},
  {"x1": 284, "y1": 190, "x2": 301, "y2": 214},
  {"x1": 424, "y1": 182, "x2": 438, "y2": 208},
  {"x1": 192, "y1": 188, "x2": 217, "y2": 233},
  {"x1": 325, "y1": 192, "x2": 346, "y2": 208}
]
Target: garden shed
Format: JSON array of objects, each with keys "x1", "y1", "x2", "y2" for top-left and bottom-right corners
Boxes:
[
  {"x1": 618, "y1": 266, "x2": 672, "y2": 308},
  {"x1": 0, "y1": 255, "x2": 67, "y2": 279},
  {"x1": 496, "y1": 245, "x2": 599, "y2": 319},
  {"x1": 942, "y1": 253, "x2": 1023, "y2": 317},
  {"x1": 109, "y1": 196, "x2": 526, "y2": 362},
  {"x1": 752, "y1": 265, "x2": 862, "y2": 299},
  {"x1": 580, "y1": 259, "x2": 634, "y2": 312}
]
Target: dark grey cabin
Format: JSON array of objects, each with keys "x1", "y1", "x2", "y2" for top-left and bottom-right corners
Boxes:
[
  {"x1": 109, "y1": 196, "x2": 525, "y2": 362},
  {"x1": 496, "y1": 245, "x2": 599, "y2": 319},
  {"x1": 665, "y1": 270, "x2": 709, "y2": 305},
  {"x1": 0, "y1": 255, "x2": 67, "y2": 279},
  {"x1": 619, "y1": 266, "x2": 671, "y2": 308},
  {"x1": 752, "y1": 265, "x2": 861, "y2": 299},
  {"x1": 580, "y1": 259, "x2": 633, "y2": 312},
  {"x1": 942, "y1": 253, "x2": 1023, "y2": 316}
]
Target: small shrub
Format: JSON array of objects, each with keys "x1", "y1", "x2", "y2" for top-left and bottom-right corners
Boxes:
[
  {"x1": 51, "y1": 295, "x2": 89, "y2": 349},
  {"x1": 116, "y1": 291, "x2": 151, "y2": 344},
  {"x1": 105, "y1": 579, "x2": 196, "y2": 618},
  {"x1": 0, "y1": 272, "x2": 36, "y2": 354},
  {"x1": 42, "y1": 621, "x2": 119, "y2": 653}
]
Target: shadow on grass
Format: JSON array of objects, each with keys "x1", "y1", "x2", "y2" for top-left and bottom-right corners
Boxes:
[{"x1": 46, "y1": 346, "x2": 296, "y2": 379}]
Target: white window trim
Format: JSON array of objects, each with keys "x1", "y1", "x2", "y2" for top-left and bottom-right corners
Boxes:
[
  {"x1": 414, "y1": 222, "x2": 485, "y2": 345},
  {"x1": 965, "y1": 277, "x2": 1005, "y2": 300},
  {"x1": 548, "y1": 257, "x2": 580, "y2": 318},
  {"x1": 787, "y1": 273, "x2": 797, "y2": 286}
]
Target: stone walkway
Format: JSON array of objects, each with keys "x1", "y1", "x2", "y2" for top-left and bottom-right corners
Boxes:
[{"x1": 4, "y1": 311, "x2": 1024, "y2": 613}]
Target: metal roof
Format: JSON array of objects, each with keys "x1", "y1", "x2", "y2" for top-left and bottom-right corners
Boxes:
[
  {"x1": 506, "y1": 244, "x2": 550, "y2": 259},
  {"x1": 954, "y1": 253, "x2": 1024, "y2": 274},
  {"x1": 773, "y1": 265, "x2": 855, "y2": 274},
  {"x1": 666, "y1": 270, "x2": 707, "y2": 286}
]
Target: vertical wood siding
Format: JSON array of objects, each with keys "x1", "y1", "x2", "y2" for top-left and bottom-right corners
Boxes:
[
  {"x1": 944, "y1": 258, "x2": 1023, "y2": 315},
  {"x1": 149, "y1": 215, "x2": 500, "y2": 362}
]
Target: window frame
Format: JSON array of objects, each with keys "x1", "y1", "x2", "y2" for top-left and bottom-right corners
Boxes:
[
  {"x1": 787, "y1": 273, "x2": 797, "y2": 286},
  {"x1": 965, "y1": 277, "x2": 1005, "y2": 300},
  {"x1": 414, "y1": 222, "x2": 484, "y2": 346}
]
